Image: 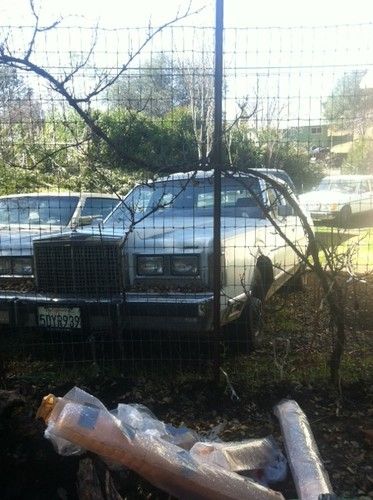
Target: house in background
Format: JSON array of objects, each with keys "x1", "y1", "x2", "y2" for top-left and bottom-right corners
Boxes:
[
  {"x1": 327, "y1": 125, "x2": 373, "y2": 173},
  {"x1": 283, "y1": 124, "x2": 329, "y2": 152},
  {"x1": 327, "y1": 74, "x2": 373, "y2": 172}
]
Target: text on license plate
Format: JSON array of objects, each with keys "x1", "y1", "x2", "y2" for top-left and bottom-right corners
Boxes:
[{"x1": 38, "y1": 307, "x2": 81, "y2": 329}]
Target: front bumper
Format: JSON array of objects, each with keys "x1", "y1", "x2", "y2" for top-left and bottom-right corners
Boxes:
[
  {"x1": 0, "y1": 291, "x2": 214, "y2": 333},
  {"x1": 310, "y1": 210, "x2": 339, "y2": 221}
]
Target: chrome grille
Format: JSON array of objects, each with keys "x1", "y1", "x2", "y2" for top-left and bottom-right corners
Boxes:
[{"x1": 34, "y1": 240, "x2": 123, "y2": 295}]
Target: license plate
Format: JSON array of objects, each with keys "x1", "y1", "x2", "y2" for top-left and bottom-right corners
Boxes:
[{"x1": 37, "y1": 306, "x2": 81, "y2": 329}]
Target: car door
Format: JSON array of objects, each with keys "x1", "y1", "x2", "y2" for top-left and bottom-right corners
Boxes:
[
  {"x1": 358, "y1": 180, "x2": 372, "y2": 213},
  {"x1": 267, "y1": 186, "x2": 305, "y2": 276},
  {"x1": 264, "y1": 187, "x2": 293, "y2": 280}
]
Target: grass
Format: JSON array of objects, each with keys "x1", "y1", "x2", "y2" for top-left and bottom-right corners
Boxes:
[
  {"x1": 2, "y1": 223, "x2": 373, "y2": 395},
  {"x1": 315, "y1": 226, "x2": 373, "y2": 273},
  {"x1": 6, "y1": 284, "x2": 372, "y2": 396}
]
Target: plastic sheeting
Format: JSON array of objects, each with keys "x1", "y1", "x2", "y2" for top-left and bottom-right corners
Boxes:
[
  {"x1": 274, "y1": 399, "x2": 333, "y2": 500},
  {"x1": 40, "y1": 387, "x2": 284, "y2": 500},
  {"x1": 190, "y1": 437, "x2": 287, "y2": 484}
]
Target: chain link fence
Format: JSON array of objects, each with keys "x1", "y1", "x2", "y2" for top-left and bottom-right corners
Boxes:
[{"x1": 0, "y1": 14, "x2": 372, "y2": 380}]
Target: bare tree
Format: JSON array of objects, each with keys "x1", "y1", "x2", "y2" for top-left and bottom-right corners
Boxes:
[
  {"x1": 179, "y1": 55, "x2": 215, "y2": 162},
  {"x1": 224, "y1": 96, "x2": 259, "y2": 167},
  {"x1": 0, "y1": 0, "x2": 201, "y2": 174},
  {"x1": 227, "y1": 168, "x2": 361, "y2": 386}
]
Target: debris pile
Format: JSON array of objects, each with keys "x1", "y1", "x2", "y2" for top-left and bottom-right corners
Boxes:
[{"x1": 36, "y1": 387, "x2": 333, "y2": 499}]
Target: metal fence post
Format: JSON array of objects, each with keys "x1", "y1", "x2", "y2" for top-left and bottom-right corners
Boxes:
[{"x1": 212, "y1": 0, "x2": 224, "y2": 379}]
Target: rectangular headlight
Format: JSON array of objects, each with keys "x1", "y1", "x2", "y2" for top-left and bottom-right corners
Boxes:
[
  {"x1": 0, "y1": 257, "x2": 12, "y2": 275},
  {"x1": 171, "y1": 255, "x2": 199, "y2": 276},
  {"x1": 319, "y1": 203, "x2": 336, "y2": 212},
  {"x1": 137, "y1": 255, "x2": 164, "y2": 275},
  {"x1": 12, "y1": 257, "x2": 33, "y2": 276}
]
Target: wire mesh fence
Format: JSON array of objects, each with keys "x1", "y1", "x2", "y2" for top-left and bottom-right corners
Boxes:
[{"x1": 0, "y1": 12, "x2": 372, "y2": 380}]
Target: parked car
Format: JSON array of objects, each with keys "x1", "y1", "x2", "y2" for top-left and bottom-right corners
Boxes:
[
  {"x1": 0, "y1": 192, "x2": 119, "y2": 277},
  {"x1": 0, "y1": 171, "x2": 311, "y2": 347},
  {"x1": 299, "y1": 174, "x2": 373, "y2": 224}
]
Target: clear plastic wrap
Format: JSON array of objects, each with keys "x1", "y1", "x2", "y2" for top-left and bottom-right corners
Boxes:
[
  {"x1": 190, "y1": 437, "x2": 287, "y2": 484},
  {"x1": 39, "y1": 387, "x2": 284, "y2": 500},
  {"x1": 116, "y1": 403, "x2": 199, "y2": 450},
  {"x1": 274, "y1": 399, "x2": 333, "y2": 500}
]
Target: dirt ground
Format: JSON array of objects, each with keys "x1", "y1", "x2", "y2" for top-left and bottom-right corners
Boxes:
[{"x1": 0, "y1": 273, "x2": 372, "y2": 499}]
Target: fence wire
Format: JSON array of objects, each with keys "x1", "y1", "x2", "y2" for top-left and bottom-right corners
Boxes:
[{"x1": 0, "y1": 19, "x2": 372, "y2": 379}]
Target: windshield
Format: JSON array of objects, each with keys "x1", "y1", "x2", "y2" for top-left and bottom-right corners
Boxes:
[
  {"x1": 255, "y1": 169, "x2": 296, "y2": 193},
  {"x1": 316, "y1": 178, "x2": 359, "y2": 194},
  {"x1": 0, "y1": 196, "x2": 80, "y2": 226},
  {"x1": 272, "y1": 172, "x2": 296, "y2": 193},
  {"x1": 106, "y1": 176, "x2": 263, "y2": 225}
]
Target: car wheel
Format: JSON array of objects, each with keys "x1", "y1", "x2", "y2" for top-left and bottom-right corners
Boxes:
[
  {"x1": 336, "y1": 205, "x2": 351, "y2": 227},
  {"x1": 228, "y1": 273, "x2": 265, "y2": 353}
]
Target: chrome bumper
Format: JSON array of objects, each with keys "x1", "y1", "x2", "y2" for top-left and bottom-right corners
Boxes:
[{"x1": 0, "y1": 291, "x2": 214, "y2": 333}]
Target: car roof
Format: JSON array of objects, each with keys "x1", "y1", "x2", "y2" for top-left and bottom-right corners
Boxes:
[
  {"x1": 251, "y1": 168, "x2": 286, "y2": 173},
  {"x1": 156, "y1": 170, "x2": 214, "y2": 182},
  {"x1": 322, "y1": 174, "x2": 373, "y2": 181},
  {"x1": 156, "y1": 169, "x2": 286, "y2": 183},
  {"x1": 0, "y1": 192, "x2": 119, "y2": 200}
]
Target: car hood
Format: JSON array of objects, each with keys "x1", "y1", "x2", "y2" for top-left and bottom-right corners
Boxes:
[
  {"x1": 34, "y1": 215, "x2": 270, "y2": 249},
  {"x1": 0, "y1": 229, "x2": 62, "y2": 256},
  {"x1": 299, "y1": 190, "x2": 356, "y2": 205},
  {"x1": 0, "y1": 224, "x2": 64, "y2": 234},
  {"x1": 0, "y1": 225, "x2": 66, "y2": 256}
]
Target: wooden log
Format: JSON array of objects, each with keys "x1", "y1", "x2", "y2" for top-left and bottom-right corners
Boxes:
[{"x1": 77, "y1": 456, "x2": 124, "y2": 500}]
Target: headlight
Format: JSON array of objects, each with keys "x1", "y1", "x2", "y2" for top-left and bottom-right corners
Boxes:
[
  {"x1": 320, "y1": 203, "x2": 338, "y2": 212},
  {"x1": 171, "y1": 255, "x2": 199, "y2": 276},
  {"x1": 0, "y1": 257, "x2": 12, "y2": 275},
  {"x1": 304, "y1": 202, "x2": 319, "y2": 211},
  {"x1": 137, "y1": 255, "x2": 164, "y2": 275},
  {"x1": 12, "y1": 257, "x2": 33, "y2": 276}
]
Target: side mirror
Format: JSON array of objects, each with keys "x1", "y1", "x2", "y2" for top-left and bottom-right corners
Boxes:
[{"x1": 278, "y1": 204, "x2": 294, "y2": 217}]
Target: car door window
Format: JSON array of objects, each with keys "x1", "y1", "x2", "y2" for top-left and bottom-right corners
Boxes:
[
  {"x1": 266, "y1": 187, "x2": 283, "y2": 217},
  {"x1": 0, "y1": 196, "x2": 79, "y2": 225},
  {"x1": 81, "y1": 198, "x2": 118, "y2": 218}
]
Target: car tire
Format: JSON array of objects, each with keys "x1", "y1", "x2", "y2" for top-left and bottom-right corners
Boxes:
[
  {"x1": 336, "y1": 205, "x2": 351, "y2": 227},
  {"x1": 228, "y1": 271, "x2": 265, "y2": 353}
]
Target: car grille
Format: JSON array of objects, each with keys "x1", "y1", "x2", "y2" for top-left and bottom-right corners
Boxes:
[{"x1": 34, "y1": 240, "x2": 123, "y2": 296}]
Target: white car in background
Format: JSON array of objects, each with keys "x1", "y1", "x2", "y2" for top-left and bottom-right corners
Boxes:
[{"x1": 299, "y1": 174, "x2": 373, "y2": 225}]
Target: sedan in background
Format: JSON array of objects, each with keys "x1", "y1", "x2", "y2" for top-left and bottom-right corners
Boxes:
[
  {"x1": 0, "y1": 192, "x2": 119, "y2": 277},
  {"x1": 299, "y1": 174, "x2": 373, "y2": 225}
]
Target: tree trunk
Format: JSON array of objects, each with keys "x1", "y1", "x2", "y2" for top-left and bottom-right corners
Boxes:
[{"x1": 324, "y1": 282, "x2": 346, "y2": 386}]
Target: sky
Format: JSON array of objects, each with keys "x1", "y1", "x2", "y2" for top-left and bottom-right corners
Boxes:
[
  {"x1": 1, "y1": 0, "x2": 373, "y2": 124},
  {"x1": 2, "y1": 0, "x2": 373, "y2": 29},
  {"x1": 0, "y1": 0, "x2": 373, "y2": 27}
]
